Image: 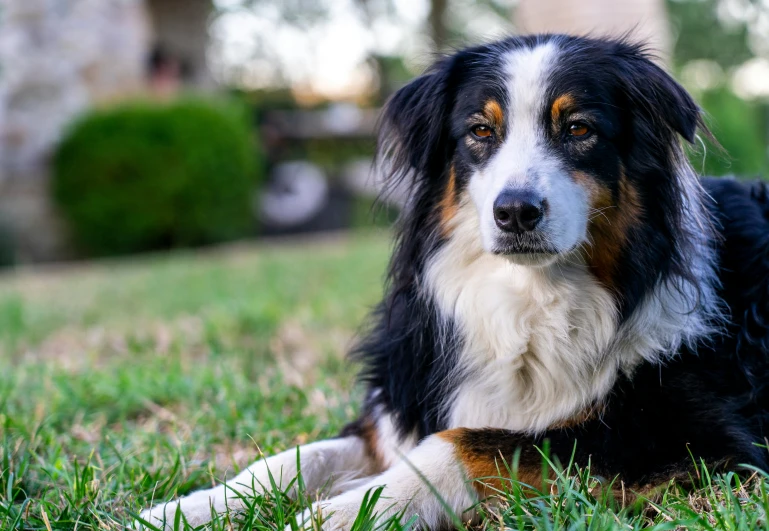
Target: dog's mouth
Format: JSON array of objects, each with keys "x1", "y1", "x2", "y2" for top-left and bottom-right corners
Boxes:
[
  {"x1": 492, "y1": 245, "x2": 559, "y2": 255},
  {"x1": 491, "y1": 234, "x2": 560, "y2": 256}
]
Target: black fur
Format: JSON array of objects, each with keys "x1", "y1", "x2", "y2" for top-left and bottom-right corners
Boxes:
[
  {"x1": 537, "y1": 179, "x2": 769, "y2": 482},
  {"x1": 353, "y1": 34, "x2": 769, "y2": 483}
]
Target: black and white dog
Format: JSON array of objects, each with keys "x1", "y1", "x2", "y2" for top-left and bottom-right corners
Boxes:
[{"x1": 140, "y1": 34, "x2": 769, "y2": 530}]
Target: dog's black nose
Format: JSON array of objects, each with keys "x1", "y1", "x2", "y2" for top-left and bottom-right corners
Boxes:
[{"x1": 493, "y1": 190, "x2": 545, "y2": 233}]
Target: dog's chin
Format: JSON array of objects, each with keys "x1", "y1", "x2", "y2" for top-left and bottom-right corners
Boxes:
[
  {"x1": 482, "y1": 225, "x2": 576, "y2": 267},
  {"x1": 495, "y1": 250, "x2": 560, "y2": 267},
  {"x1": 489, "y1": 234, "x2": 562, "y2": 267}
]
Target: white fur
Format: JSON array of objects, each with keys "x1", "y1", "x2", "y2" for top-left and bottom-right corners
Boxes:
[
  {"x1": 469, "y1": 42, "x2": 589, "y2": 261},
  {"x1": 429, "y1": 198, "x2": 620, "y2": 433},
  {"x1": 427, "y1": 180, "x2": 718, "y2": 435},
  {"x1": 293, "y1": 436, "x2": 476, "y2": 531},
  {"x1": 137, "y1": 437, "x2": 375, "y2": 530},
  {"x1": 374, "y1": 404, "x2": 418, "y2": 468}
]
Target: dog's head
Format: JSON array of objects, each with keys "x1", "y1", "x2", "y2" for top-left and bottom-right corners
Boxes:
[{"x1": 380, "y1": 35, "x2": 704, "y2": 293}]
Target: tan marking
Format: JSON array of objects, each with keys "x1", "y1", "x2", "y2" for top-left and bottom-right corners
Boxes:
[
  {"x1": 575, "y1": 169, "x2": 643, "y2": 290},
  {"x1": 438, "y1": 165, "x2": 459, "y2": 236},
  {"x1": 483, "y1": 99, "x2": 504, "y2": 130},
  {"x1": 440, "y1": 429, "x2": 728, "y2": 511},
  {"x1": 438, "y1": 429, "x2": 549, "y2": 497},
  {"x1": 551, "y1": 94, "x2": 575, "y2": 127},
  {"x1": 357, "y1": 417, "x2": 387, "y2": 473}
]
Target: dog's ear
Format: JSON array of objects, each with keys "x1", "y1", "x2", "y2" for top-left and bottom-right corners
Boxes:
[
  {"x1": 378, "y1": 56, "x2": 458, "y2": 184},
  {"x1": 614, "y1": 50, "x2": 702, "y2": 144}
]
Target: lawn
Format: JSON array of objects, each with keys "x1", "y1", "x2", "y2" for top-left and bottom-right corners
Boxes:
[{"x1": 1, "y1": 230, "x2": 768, "y2": 531}]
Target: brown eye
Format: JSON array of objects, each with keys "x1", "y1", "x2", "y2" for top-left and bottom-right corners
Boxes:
[
  {"x1": 568, "y1": 123, "x2": 590, "y2": 137},
  {"x1": 471, "y1": 125, "x2": 493, "y2": 139}
]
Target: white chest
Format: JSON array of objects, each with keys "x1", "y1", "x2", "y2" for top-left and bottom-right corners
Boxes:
[{"x1": 424, "y1": 221, "x2": 624, "y2": 433}]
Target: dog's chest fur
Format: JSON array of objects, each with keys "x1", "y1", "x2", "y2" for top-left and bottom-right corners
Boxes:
[{"x1": 422, "y1": 201, "x2": 698, "y2": 434}]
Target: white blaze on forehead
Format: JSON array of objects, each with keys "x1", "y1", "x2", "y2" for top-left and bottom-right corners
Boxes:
[
  {"x1": 505, "y1": 42, "x2": 558, "y2": 139},
  {"x1": 468, "y1": 43, "x2": 559, "y2": 205},
  {"x1": 494, "y1": 42, "x2": 559, "y2": 187},
  {"x1": 467, "y1": 41, "x2": 588, "y2": 255}
]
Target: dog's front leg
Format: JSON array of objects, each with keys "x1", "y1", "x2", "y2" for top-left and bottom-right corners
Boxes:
[
  {"x1": 295, "y1": 428, "x2": 569, "y2": 530},
  {"x1": 138, "y1": 436, "x2": 377, "y2": 529}
]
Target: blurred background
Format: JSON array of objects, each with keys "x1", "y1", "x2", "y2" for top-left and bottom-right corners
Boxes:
[{"x1": 1, "y1": 0, "x2": 768, "y2": 266}]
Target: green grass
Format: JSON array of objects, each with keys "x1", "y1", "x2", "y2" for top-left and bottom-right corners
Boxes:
[{"x1": 1, "y1": 230, "x2": 768, "y2": 530}]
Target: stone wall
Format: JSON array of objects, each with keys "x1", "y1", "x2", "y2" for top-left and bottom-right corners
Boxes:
[
  {"x1": 0, "y1": 0, "x2": 151, "y2": 262},
  {"x1": 0, "y1": 0, "x2": 212, "y2": 263}
]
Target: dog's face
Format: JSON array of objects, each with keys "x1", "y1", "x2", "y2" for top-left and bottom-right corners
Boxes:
[
  {"x1": 382, "y1": 35, "x2": 701, "y2": 276},
  {"x1": 454, "y1": 42, "x2": 607, "y2": 265}
]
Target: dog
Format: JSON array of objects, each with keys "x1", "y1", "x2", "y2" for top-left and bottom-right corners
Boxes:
[{"x1": 139, "y1": 34, "x2": 769, "y2": 530}]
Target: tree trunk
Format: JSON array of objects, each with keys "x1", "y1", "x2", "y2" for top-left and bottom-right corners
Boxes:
[{"x1": 429, "y1": 0, "x2": 449, "y2": 52}]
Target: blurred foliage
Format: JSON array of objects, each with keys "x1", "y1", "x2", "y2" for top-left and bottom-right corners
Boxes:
[
  {"x1": 53, "y1": 99, "x2": 263, "y2": 257},
  {"x1": 373, "y1": 55, "x2": 415, "y2": 100},
  {"x1": 235, "y1": 0, "x2": 329, "y2": 27},
  {"x1": 666, "y1": 0, "x2": 769, "y2": 177},
  {"x1": 695, "y1": 88, "x2": 769, "y2": 176},
  {"x1": 301, "y1": 138, "x2": 375, "y2": 175},
  {"x1": 351, "y1": 196, "x2": 400, "y2": 229},
  {"x1": 668, "y1": 0, "x2": 754, "y2": 68},
  {"x1": 234, "y1": 88, "x2": 299, "y2": 113},
  {"x1": 234, "y1": 89, "x2": 376, "y2": 176}
]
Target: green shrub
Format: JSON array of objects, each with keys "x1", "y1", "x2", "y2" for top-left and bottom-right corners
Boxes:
[{"x1": 53, "y1": 98, "x2": 262, "y2": 256}]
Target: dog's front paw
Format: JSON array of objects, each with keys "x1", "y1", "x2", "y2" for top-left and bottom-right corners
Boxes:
[
  {"x1": 292, "y1": 501, "x2": 359, "y2": 531},
  {"x1": 135, "y1": 501, "x2": 205, "y2": 530},
  {"x1": 135, "y1": 490, "x2": 229, "y2": 530},
  {"x1": 136, "y1": 502, "x2": 179, "y2": 530},
  {"x1": 291, "y1": 488, "x2": 403, "y2": 531}
]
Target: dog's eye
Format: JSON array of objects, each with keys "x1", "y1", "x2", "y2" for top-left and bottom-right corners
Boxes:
[
  {"x1": 568, "y1": 122, "x2": 591, "y2": 137},
  {"x1": 471, "y1": 125, "x2": 493, "y2": 139}
]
